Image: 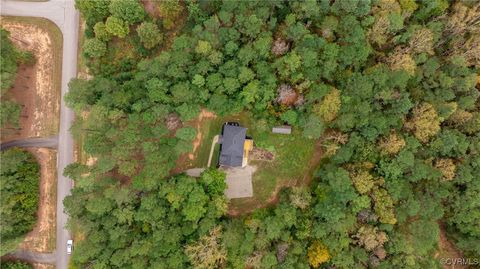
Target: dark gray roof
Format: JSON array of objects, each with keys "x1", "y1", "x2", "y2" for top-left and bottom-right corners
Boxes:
[{"x1": 219, "y1": 124, "x2": 246, "y2": 167}]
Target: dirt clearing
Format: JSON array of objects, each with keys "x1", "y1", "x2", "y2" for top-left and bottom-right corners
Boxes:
[
  {"x1": 18, "y1": 148, "x2": 57, "y2": 253},
  {"x1": 435, "y1": 222, "x2": 470, "y2": 269},
  {"x1": 0, "y1": 16, "x2": 62, "y2": 142}
]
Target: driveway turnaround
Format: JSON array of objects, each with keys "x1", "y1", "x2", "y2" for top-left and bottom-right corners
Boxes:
[
  {"x1": 224, "y1": 165, "x2": 255, "y2": 199},
  {"x1": 1, "y1": 1, "x2": 79, "y2": 268}
]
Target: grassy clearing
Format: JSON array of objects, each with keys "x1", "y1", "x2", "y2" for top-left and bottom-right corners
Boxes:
[{"x1": 184, "y1": 111, "x2": 318, "y2": 213}]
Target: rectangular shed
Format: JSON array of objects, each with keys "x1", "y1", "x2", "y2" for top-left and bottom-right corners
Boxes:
[{"x1": 272, "y1": 125, "x2": 292, "y2": 135}]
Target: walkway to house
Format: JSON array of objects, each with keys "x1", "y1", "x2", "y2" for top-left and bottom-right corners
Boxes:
[{"x1": 207, "y1": 135, "x2": 219, "y2": 168}]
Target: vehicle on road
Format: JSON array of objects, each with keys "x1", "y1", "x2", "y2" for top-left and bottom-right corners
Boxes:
[{"x1": 67, "y1": 240, "x2": 73, "y2": 254}]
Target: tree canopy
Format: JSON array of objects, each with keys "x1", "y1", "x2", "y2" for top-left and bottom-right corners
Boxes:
[
  {"x1": 0, "y1": 148, "x2": 40, "y2": 255},
  {"x1": 68, "y1": 0, "x2": 480, "y2": 268}
]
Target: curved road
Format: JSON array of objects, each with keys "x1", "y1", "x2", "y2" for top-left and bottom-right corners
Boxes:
[
  {"x1": 1, "y1": 1, "x2": 79, "y2": 268},
  {"x1": 0, "y1": 136, "x2": 58, "y2": 151}
]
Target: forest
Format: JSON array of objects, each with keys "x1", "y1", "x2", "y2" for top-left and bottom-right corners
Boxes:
[
  {"x1": 0, "y1": 148, "x2": 40, "y2": 255},
  {"x1": 66, "y1": 0, "x2": 479, "y2": 268}
]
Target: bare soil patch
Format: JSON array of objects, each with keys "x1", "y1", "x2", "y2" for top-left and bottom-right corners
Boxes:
[
  {"x1": 18, "y1": 148, "x2": 57, "y2": 253},
  {"x1": 435, "y1": 222, "x2": 470, "y2": 269},
  {"x1": 0, "y1": 17, "x2": 62, "y2": 142}
]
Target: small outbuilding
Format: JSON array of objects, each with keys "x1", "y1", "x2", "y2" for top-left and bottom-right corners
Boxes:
[{"x1": 272, "y1": 125, "x2": 292, "y2": 135}]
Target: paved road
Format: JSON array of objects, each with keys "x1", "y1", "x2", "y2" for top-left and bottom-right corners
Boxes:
[
  {"x1": 4, "y1": 250, "x2": 56, "y2": 265},
  {"x1": 0, "y1": 136, "x2": 58, "y2": 151},
  {"x1": 1, "y1": 1, "x2": 79, "y2": 268}
]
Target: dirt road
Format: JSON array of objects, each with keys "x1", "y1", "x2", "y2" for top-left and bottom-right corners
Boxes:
[
  {"x1": 0, "y1": 136, "x2": 58, "y2": 151},
  {"x1": 4, "y1": 250, "x2": 55, "y2": 265},
  {"x1": 1, "y1": 1, "x2": 79, "y2": 268}
]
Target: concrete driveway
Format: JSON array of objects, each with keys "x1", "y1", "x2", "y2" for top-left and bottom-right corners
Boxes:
[{"x1": 223, "y1": 165, "x2": 255, "y2": 199}]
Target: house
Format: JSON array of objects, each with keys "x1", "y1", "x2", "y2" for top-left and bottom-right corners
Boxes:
[
  {"x1": 272, "y1": 125, "x2": 292, "y2": 135},
  {"x1": 218, "y1": 122, "x2": 253, "y2": 168}
]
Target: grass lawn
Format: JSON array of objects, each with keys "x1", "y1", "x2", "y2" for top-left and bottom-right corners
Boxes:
[{"x1": 184, "y1": 110, "x2": 319, "y2": 214}]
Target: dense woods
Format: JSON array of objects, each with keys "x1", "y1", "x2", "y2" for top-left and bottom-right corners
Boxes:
[
  {"x1": 67, "y1": 0, "x2": 479, "y2": 268},
  {"x1": 0, "y1": 148, "x2": 40, "y2": 255}
]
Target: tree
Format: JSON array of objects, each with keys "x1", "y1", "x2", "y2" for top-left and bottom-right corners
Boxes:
[
  {"x1": 74, "y1": 0, "x2": 109, "y2": 23},
  {"x1": 105, "y1": 16, "x2": 129, "y2": 38},
  {"x1": 109, "y1": 0, "x2": 145, "y2": 25},
  {"x1": 185, "y1": 226, "x2": 227, "y2": 269},
  {"x1": 378, "y1": 131, "x2": 405, "y2": 155},
  {"x1": 434, "y1": 158, "x2": 456, "y2": 180},
  {"x1": 136, "y1": 22, "x2": 163, "y2": 49},
  {"x1": 353, "y1": 225, "x2": 388, "y2": 251},
  {"x1": 405, "y1": 103, "x2": 441, "y2": 143},
  {"x1": 313, "y1": 87, "x2": 341, "y2": 123},
  {"x1": 175, "y1": 126, "x2": 196, "y2": 141},
  {"x1": 349, "y1": 169, "x2": 382, "y2": 195},
  {"x1": 1, "y1": 148, "x2": 40, "y2": 255},
  {"x1": 371, "y1": 187, "x2": 397, "y2": 225},
  {"x1": 199, "y1": 169, "x2": 226, "y2": 196},
  {"x1": 1, "y1": 100, "x2": 21, "y2": 128},
  {"x1": 387, "y1": 49, "x2": 416, "y2": 75},
  {"x1": 307, "y1": 241, "x2": 330, "y2": 268},
  {"x1": 1, "y1": 28, "x2": 19, "y2": 92},
  {"x1": 93, "y1": 22, "x2": 111, "y2": 42},
  {"x1": 158, "y1": 0, "x2": 184, "y2": 30},
  {"x1": 83, "y1": 38, "x2": 107, "y2": 58}
]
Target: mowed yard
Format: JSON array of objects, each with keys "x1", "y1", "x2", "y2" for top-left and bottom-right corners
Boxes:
[{"x1": 180, "y1": 111, "x2": 319, "y2": 215}]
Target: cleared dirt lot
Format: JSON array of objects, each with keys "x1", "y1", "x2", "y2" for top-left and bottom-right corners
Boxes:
[
  {"x1": 19, "y1": 148, "x2": 57, "y2": 253},
  {"x1": 0, "y1": 16, "x2": 62, "y2": 142}
]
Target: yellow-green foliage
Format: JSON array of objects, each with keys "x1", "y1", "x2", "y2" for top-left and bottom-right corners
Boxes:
[
  {"x1": 405, "y1": 103, "x2": 441, "y2": 143},
  {"x1": 307, "y1": 241, "x2": 330, "y2": 268},
  {"x1": 434, "y1": 158, "x2": 456, "y2": 180},
  {"x1": 313, "y1": 88, "x2": 341, "y2": 123},
  {"x1": 372, "y1": 188, "x2": 397, "y2": 225},
  {"x1": 350, "y1": 170, "x2": 379, "y2": 195},
  {"x1": 378, "y1": 131, "x2": 406, "y2": 155}
]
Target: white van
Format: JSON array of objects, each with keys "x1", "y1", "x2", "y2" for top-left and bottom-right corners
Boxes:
[{"x1": 67, "y1": 239, "x2": 73, "y2": 254}]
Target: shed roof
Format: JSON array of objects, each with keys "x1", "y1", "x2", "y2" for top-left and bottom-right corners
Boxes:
[
  {"x1": 272, "y1": 125, "x2": 292, "y2": 134},
  {"x1": 219, "y1": 124, "x2": 247, "y2": 167}
]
